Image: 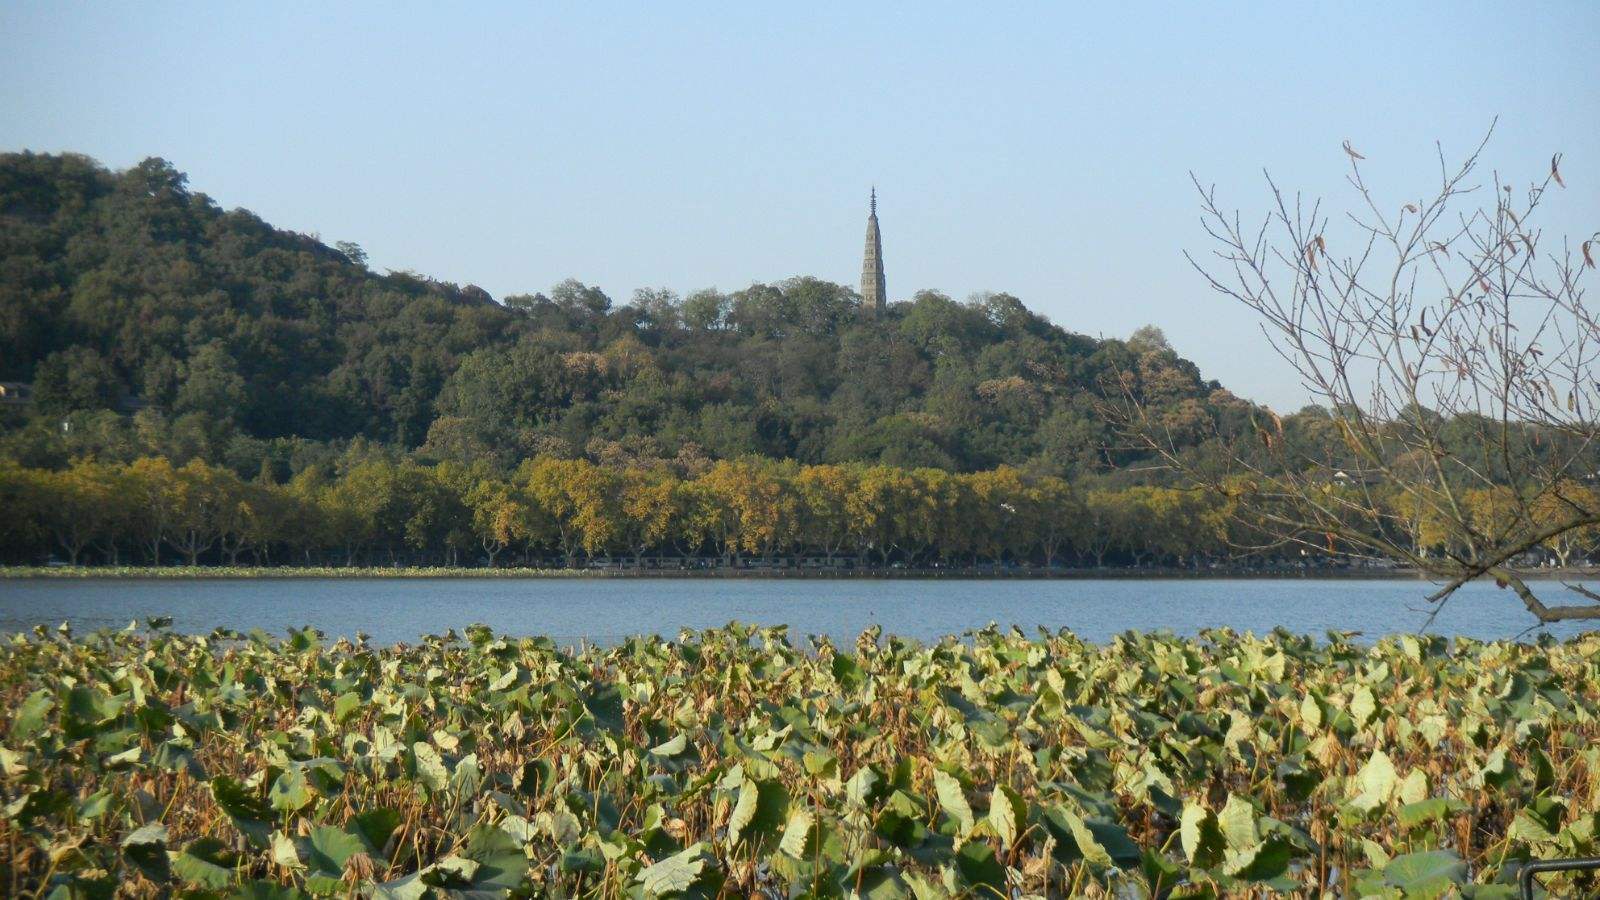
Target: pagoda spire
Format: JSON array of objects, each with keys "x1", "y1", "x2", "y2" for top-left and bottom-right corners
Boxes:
[{"x1": 860, "y1": 187, "x2": 886, "y2": 315}]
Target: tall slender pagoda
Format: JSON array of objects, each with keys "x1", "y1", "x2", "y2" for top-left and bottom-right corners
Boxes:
[{"x1": 860, "y1": 188, "x2": 886, "y2": 315}]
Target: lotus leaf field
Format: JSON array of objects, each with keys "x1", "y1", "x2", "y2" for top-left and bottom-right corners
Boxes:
[{"x1": 2, "y1": 622, "x2": 1598, "y2": 898}]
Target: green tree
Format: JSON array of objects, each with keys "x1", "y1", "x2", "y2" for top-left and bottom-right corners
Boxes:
[
  {"x1": 37, "y1": 460, "x2": 117, "y2": 564},
  {"x1": 32, "y1": 347, "x2": 122, "y2": 414}
]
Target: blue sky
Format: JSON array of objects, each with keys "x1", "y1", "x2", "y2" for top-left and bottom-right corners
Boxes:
[{"x1": 2, "y1": 2, "x2": 1596, "y2": 410}]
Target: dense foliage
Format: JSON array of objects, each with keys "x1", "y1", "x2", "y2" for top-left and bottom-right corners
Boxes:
[
  {"x1": 0, "y1": 151, "x2": 1237, "y2": 478},
  {"x1": 12, "y1": 451, "x2": 1600, "y2": 571},
  {"x1": 3, "y1": 622, "x2": 1596, "y2": 897},
  {"x1": 0, "y1": 455, "x2": 1238, "y2": 569}
]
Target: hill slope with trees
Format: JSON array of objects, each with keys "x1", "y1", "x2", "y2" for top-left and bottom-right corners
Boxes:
[{"x1": 0, "y1": 152, "x2": 1248, "y2": 480}]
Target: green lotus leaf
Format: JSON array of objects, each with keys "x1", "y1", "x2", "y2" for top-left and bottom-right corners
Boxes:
[
  {"x1": 6, "y1": 787, "x2": 70, "y2": 830},
  {"x1": 410, "y1": 741, "x2": 450, "y2": 793},
  {"x1": 1382, "y1": 849, "x2": 1468, "y2": 899},
  {"x1": 171, "y1": 837, "x2": 237, "y2": 890},
  {"x1": 269, "y1": 766, "x2": 312, "y2": 812},
  {"x1": 873, "y1": 807, "x2": 927, "y2": 850},
  {"x1": 778, "y1": 806, "x2": 816, "y2": 858},
  {"x1": 1141, "y1": 846, "x2": 1184, "y2": 897},
  {"x1": 303, "y1": 824, "x2": 363, "y2": 876},
  {"x1": 650, "y1": 732, "x2": 688, "y2": 757},
  {"x1": 561, "y1": 845, "x2": 606, "y2": 873},
  {"x1": 370, "y1": 872, "x2": 427, "y2": 900},
  {"x1": 518, "y1": 757, "x2": 556, "y2": 796},
  {"x1": 581, "y1": 683, "x2": 626, "y2": 734},
  {"x1": 211, "y1": 776, "x2": 273, "y2": 848},
  {"x1": 458, "y1": 823, "x2": 529, "y2": 890},
  {"x1": 932, "y1": 770, "x2": 974, "y2": 835},
  {"x1": 846, "y1": 765, "x2": 887, "y2": 808},
  {"x1": 1041, "y1": 806, "x2": 1113, "y2": 868},
  {"x1": 1397, "y1": 796, "x2": 1462, "y2": 830},
  {"x1": 1349, "y1": 748, "x2": 1397, "y2": 813},
  {"x1": 120, "y1": 823, "x2": 170, "y2": 883},
  {"x1": 1397, "y1": 768, "x2": 1429, "y2": 805},
  {"x1": 1509, "y1": 796, "x2": 1566, "y2": 844},
  {"x1": 1218, "y1": 794, "x2": 1258, "y2": 850},
  {"x1": 2, "y1": 621, "x2": 1598, "y2": 895},
  {"x1": 350, "y1": 807, "x2": 401, "y2": 857},
  {"x1": 953, "y1": 840, "x2": 1006, "y2": 894},
  {"x1": 831, "y1": 653, "x2": 863, "y2": 690},
  {"x1": 843, "y1": 864, "x2": 912, "y2": 900},
  {"x1": 638, "y1": 843, "x2": 714, "y2": 896},
  {"x1": 12, "y1": 690, "x2": 54, "y2": 741},
  {"x1": 728, "y1": 776, "x2": 788, "y2": 848},
  {"x1": 76, "y1": 789, "x2": 113, "y2": 822},
  {"x1": 1223, "y1": 832, "x2": 1297, "y2": 881},
  {"x1": 1179, "y1": 800, "x2": 1226, "y2": 869},
  {"x1": 271, "y1": 831, "x2": 303, "y2": 870},
  {"x1": 332, "y1": 691, "x2": 362, "y2": 724},
  {"x1": 986, "y1": 784, "x2": 1026, "y2": 850},
  {"x1": 233, "y1": 882, "x2": 313, "y2": 899}
]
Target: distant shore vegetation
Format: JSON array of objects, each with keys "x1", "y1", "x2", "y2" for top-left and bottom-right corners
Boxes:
[
  {"x1": 4, "y1": 453, "x2": 1597, "y2": 572},
  {"x1": 6, "y1": 151, "x2": 1600, "y2": 594},
  {"x1": 0, "y1": 454, "x2": 1212, "y2": 569}
]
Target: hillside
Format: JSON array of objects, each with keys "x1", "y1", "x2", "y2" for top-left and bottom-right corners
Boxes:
[{"x1": 0, "y1": 152, "x2": 1244, "y2": 478}]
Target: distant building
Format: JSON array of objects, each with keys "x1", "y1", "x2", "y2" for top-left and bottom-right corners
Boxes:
[
  {"x1": 0, "y1": 382, "x2": 32, "y2": 406},
  {"x1": 859, "y1": 188, "x2": 886, "y2": 315}
]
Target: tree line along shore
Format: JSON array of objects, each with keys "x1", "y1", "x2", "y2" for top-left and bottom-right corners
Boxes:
[
  {"x1": 5, "y1": 452, "x2": 1596, "y2": 572},
  {"x1": 0, "y1": 563, "x2": 1425, "y2": 579}
]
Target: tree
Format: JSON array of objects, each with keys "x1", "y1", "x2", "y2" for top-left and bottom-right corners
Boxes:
[
  {"x1": 174, "y1": 343, "x2": 247, "y2": 423},
  {"x1": 465, "y1": 475, "x2": 524, "y2": 566},
  {"x1": 1118, "y1": 129, "x2": 1600, "y2": 622},
  {"x1": 847, "y1": 465, "x2": 921, "y2": 565},
  {"x1": 628, "y1": 287, "x2": 681, "y2": 332},
  {"x1": 165, "y1": 460, "x2": 231, "y2": 565},
  {"x1": 237, "y1": 478, "x2": 300, "y2": 564},
  {"x1": 795, "y1": 464, "x2": 857, "y2": 563},
  {"x1": 614, "y1": 468, "x2": 679, "y2": 563},
  {"x1": 1533, "y1": 480, "x2": 1600, "y2": 567},
  {"x1": 37, "y1": 461, "x2": 116, "y2": 564},
  {"x1": 1026, "y1": 476, "x2": 1082, "y2": 568},
  {"x1": 521, "y1": 457, "x2": 615, "y2": 566},
  {"x1": 125, "y1": 457, "x2": 178, "y2": 564},
  {"x1": 965, "y1": 467, "x2": 1029, "y2": 563},
  {"x1": 2, "y1": 151, "x2": 1248, "y2": 480},
  {"x1": 32, "y1": 347, "x2": 122, "y2": 414},
  {"x1": 680, "y1": 288, "x2": 729, "y2": 331},
  {"x1": 0, "y1": 460, "x2": 49, "y2": 562},
  {"x1": 334, "y1": 241, "x2": 368, "y2": 267},
  {"x1": 1077, "y1": 490, "x2": 1122, "y2": 567},
  {"x1": 696, "y1": 459, "x2": 798, "y2": 562}
]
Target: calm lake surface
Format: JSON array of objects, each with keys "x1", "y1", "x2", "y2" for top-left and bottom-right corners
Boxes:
[{"x1": 1, "y1": 577, "x2": 1593, "y2": 646}]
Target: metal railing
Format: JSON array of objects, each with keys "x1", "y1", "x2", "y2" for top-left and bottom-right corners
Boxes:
[{"x1": 1520, "y1": 857, "x2": 1600, "y2": 899}]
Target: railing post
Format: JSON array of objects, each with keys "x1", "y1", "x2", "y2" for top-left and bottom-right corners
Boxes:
[{"x1": 1520, "y1": 857, "x2": 1600, "y2": 899}]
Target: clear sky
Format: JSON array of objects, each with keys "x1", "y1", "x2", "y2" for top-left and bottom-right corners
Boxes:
[{"x1": 3, "y1": 2, "x2": 1597, "y2": 411}]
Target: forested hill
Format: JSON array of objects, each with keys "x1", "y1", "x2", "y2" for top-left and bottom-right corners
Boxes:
[{"x1": 0, "y1": 151, "x2": 1248, "y2": 478}]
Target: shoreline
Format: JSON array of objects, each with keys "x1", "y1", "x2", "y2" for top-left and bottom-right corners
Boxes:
[{"x1": 5, "y1": 564, "x2": 1597, "y2": 581}]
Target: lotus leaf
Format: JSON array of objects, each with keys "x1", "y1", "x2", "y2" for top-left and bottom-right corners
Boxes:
[{"x1": 0, "y1": 622, "x2": 1594, "y2": 895}]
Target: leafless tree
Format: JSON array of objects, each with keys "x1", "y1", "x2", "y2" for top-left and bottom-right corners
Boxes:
[{"x1": 1118, "y1": 125, "x2": 1600, "y2": 623}]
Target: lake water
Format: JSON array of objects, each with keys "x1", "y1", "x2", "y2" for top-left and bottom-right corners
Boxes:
[{"x1": 1, "y1": 576, "x2": 1593, "y2": 646}]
